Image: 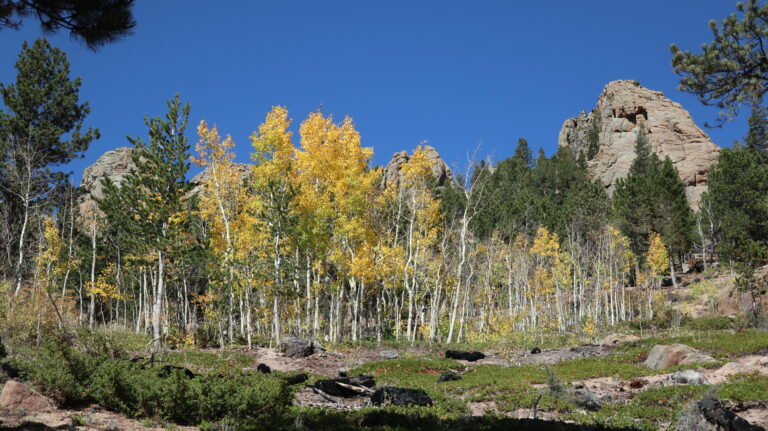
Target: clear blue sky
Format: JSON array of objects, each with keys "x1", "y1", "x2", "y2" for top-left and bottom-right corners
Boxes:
[{"x1": 0, "y1": 1, "x2": 751, "y2": 183}]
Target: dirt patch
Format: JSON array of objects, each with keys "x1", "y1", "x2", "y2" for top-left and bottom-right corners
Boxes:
[
  {"x1": 0, "y1": 405, "x2": 198, "y2": 430},
  {"x1": 514, "y1": 344, "x2": 616, "y2": 366},
  {"x1": 468, "y1": 400, "x2": 498, "y2": 416}
]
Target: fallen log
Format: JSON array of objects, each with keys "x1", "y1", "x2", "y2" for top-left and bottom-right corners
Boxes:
[{"x1": 313, "y1": 374, "x2": 375, "y2": 397}]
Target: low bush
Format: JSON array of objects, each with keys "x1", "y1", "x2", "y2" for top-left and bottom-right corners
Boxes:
[{"x1": 10, "y1": 332, "x2": 292, "y2": 427}]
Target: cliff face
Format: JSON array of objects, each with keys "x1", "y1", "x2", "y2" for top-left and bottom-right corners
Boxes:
[
  {"x1": 78, "y1": 147, "x2": 136, "y2": 220},
  {"x1": 382, "y1": 145, "x2": 453, "y2": 189},
  {"x1": 558, "y1": 80, "x2": 721, "y2": 208}
]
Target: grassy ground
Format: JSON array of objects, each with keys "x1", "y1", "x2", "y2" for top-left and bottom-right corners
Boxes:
[{"x1": 5, "y1": 324, "x2": 768, "y2": 430}]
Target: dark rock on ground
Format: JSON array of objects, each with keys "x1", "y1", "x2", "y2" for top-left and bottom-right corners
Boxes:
[
  {"x1": 283, "y1": 373, "x2": 309, "y2": 385},
  {"x1": 256, "y1": 363, "x2": 272, "y2": 374},
  {"x1": 572, "y1": 389, "x2": 601, "y2": 411},
  {"x1": 1, "y1": 361, "x2": 20, "y2": 379},
  {"x1": 282, "y1": 337, "x2": 315, "y2": 358},
  {"x1": 438, "y1": 371, "x2": 461, "y2": 382},
  {"x1": 696, "y1": 398, "x2": 764, "y2": 431},
  {"x1": 370, "y1": 386, "x2": 433, "y2": 407},
  {"x1": 445, "y1": 350, "x2": 486, "y2": 361}
]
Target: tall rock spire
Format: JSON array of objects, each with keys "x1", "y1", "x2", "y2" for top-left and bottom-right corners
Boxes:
[{"x1": 559, "y1": 80, "x2": 721, "y2": 208}]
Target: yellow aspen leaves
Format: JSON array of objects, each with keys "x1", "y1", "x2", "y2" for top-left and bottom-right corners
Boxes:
[{"x1": 645, "y1": 231, "x2": 669, "y2": 278}]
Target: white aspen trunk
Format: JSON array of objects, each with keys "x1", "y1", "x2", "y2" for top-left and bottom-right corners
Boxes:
[
  {"x1": 273, "y1": 295, "x2": 281, "y2": 344},
  {"x1": 447, "y1": 210, "x2": 469, "y2": 343},
  {"x1": 669, "y1": 255, "x2": 678, "y2": 289},
  {"x1": 13, "y1": 189, "x2": 31, "y2": 295},
  {"x1": 245, "y1": 282, "x2": 253, "y2": 350},
  {"x1": 153, "y1": 249, "x2": 165, "y2": 351},
  {"x1": 88, "y1": 225, "x2": 97, "y2": 329}
]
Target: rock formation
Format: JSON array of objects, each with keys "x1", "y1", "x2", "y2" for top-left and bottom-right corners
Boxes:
[
  {"x1": 79, "y1": 146, "x2": 252, "y2": 218},
  {"x1": 189, "y1": 162, "x2": 250, "y2": 196},
  {"x1": 558, "y1": 80, "x2": 721, "y2": 208},
  {"x1": 78, "y1": 146, "x2": 136, "y2": 220},
  {"x1": 382, "y1": 145, "x2": 453, "y2": 188}
]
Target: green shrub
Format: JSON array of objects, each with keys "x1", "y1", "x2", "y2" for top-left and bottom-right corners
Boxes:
[
  {"x1": 684, "y1": 315, "x2": 741, "y2": 331},
  {"x1": 12, "y1": 332, "x2": 292, "y2": 427}
]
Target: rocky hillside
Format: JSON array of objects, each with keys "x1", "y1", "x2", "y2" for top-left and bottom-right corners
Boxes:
[
  {"x1": 382, "y1": 145, "x2": 453, "y2": 189},
  {"x1": 558, "y1": 80, "x2": 721, "y2": 208},
  {"x1": 78, "y1": 146, "x2": 136, "y2": 220}
]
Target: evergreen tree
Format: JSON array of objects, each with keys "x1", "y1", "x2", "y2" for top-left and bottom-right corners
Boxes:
[
  {"x1": 655, "y1": 156, "x2": 694, "y2": 278},
  {"x1": 586, "y1": 115, "x2": 600, "y2": 160},
  {"x1": 671, "y1": 0, "x2": 768, "y2": 126},
  {"x1": 613, "y1": 129, "x2": 659, "y2": 255},
  {"x1": 1, "y1": 1, "x2": 136, "y2": 49},
  {"x1": 613, "y1": 128, "x2": 693, "y2": 264},
  {"x1": 0, "y1": 38, "x2": 98, "y2": 289},
  {"x1": 745, "y1": 101, "x2": 768, "y2": 157},
  {"x1": 703, "y1": 147, "x2": 768, "y2": 262},
  {"x1": 98, "y1": 95, "x2": 192, "y2": 351}
]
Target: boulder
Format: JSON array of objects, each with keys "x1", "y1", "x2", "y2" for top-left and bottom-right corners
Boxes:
[
  {"x1": 370, "y1": 386, "x2": 433, "y2": 407},
  {"x1": 379, "y1": 350, "x2": 399, "y2": 359},
  {"x1": 643, "y1": 344, "x2": 716, "y2": 369},
  {"x1": 672, "y1": 370, "x2": 709, "y2": 386},
  {"x1": 0, "y1": 380, "x2": 53, "y2": 411},
  {"x1": 558, "y1": 80, "x2": 721, "y2": 209},
  {"x1": 282, "y1": 337, "x2": 314, "y2": 358},
  {"x1": 445, "y1": 350, "x2": 485, "y2": 362},
  {"x1": 718, "y1": 362, "x2": 761, "y2": 376}
]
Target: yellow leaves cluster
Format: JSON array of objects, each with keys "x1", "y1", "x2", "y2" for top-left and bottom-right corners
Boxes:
[
  {"x1": 85, "y1": 263, "x2": 126, "y2": 301},
  {"x1": 607, "y1": 226, "x2": 635, "y2": 274},
  {"x1": 531, "y1": 227, "x2": 560, "y2": 258},
  {"x1": 250, "y1": 106, "x2": 293, "y2": 185},
  {"x1": 645, "y1": 231, "x2": 669, "y2": 278},
  {"x1": 191, "y1": 121, "x2": 235, "y2": 168}
]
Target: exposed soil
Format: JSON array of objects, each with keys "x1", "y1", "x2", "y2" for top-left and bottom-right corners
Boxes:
[{"x1": 0, "y1": 405, "x2": 198, "y2": 430}]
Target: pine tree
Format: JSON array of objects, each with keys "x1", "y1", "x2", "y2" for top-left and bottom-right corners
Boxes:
[
  {"x1": 0, "y1": 1, "x2": 136, "y2": 49},
  {"x1": 0, "y1": 38, "x2": 98, "y2": 291},
  {"x1": 98, "y1": 95, "x2": 192, "y2": 351},
  {"x1": 671, "y1": 0, "x2": 768, "y2": 126},
  {"x1": 703, "y1": 147, "x2": 768, "y2": 262},
  {"x1": 613, "y1": 129, "x2": 659, "y2": 255},
  {"x1": 745, "y1": 101, "x2": 768, "y2": 162}
]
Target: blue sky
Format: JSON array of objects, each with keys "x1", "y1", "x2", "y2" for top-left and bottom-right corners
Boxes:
[{"x1": 0, "y1": 1, "x2": 751, "y2": 183}]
